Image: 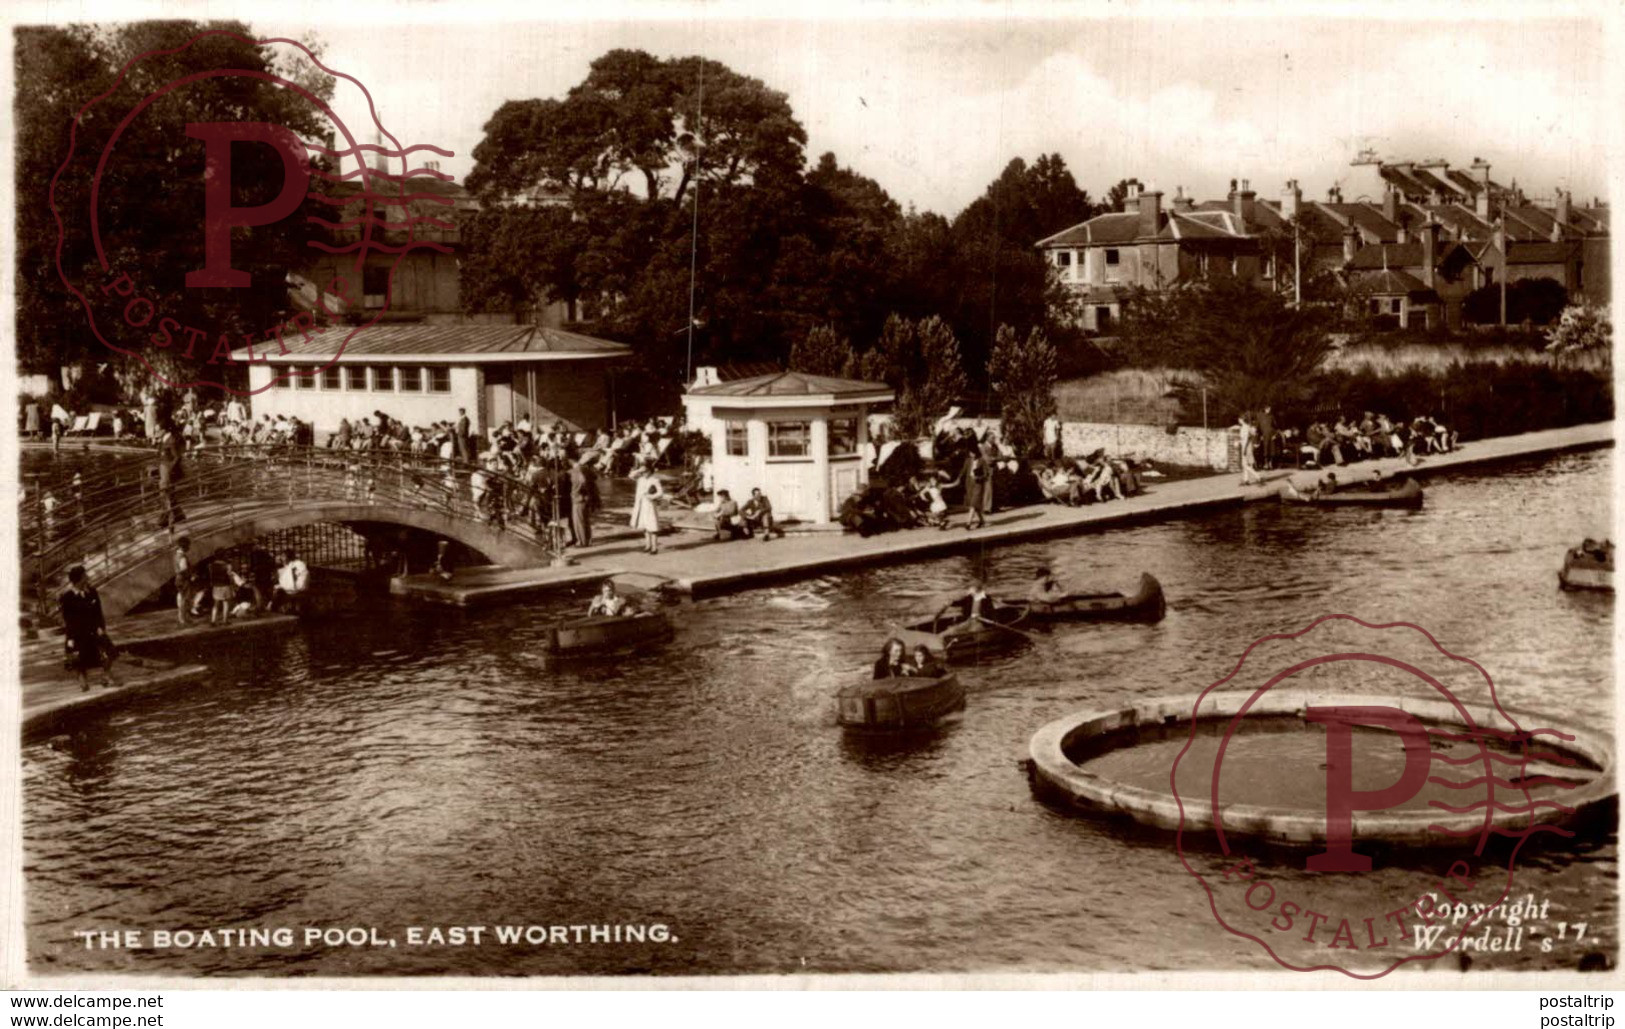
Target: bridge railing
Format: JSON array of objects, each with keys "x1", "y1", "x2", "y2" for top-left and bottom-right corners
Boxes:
[{"x1": 26, "y1": 445, "x2": 567, "y2": 618}]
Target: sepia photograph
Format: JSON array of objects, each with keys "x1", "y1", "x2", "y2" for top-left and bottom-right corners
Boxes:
[{"x1": 3, "y1": 0, "x2": 1619, "y2": 995}]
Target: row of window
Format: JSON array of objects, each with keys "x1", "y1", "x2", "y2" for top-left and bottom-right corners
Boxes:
[
  {"x1": 272, "y1": 365, "x2": 453, "y2": 393},
  {"x1": 723, "y1": 418, "x2": 860, "y2": 459}
]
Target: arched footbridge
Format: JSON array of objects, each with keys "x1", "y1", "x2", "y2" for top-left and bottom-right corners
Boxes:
[{"x1": 24, "y1": 445, "x2": 557, "y2": 618}]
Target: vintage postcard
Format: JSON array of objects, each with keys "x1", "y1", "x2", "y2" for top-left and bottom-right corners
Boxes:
[{"x1": 2, "y1": 0, "x2": 1620, "y2": 996}]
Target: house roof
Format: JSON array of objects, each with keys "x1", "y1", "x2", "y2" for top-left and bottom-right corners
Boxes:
[
  {"x1": 1320, "y1": 203, "x2": 1402, "y2": 243},
  {"x1": 686, "y1": 371, "x2": 892, "y2": 400},
  {"x1": 257, "y1": 322, "x2": 632, "y2": 363},
  {"x1": 1163, "y1": 210, "x2": 1248, "y2": 240},
  {"x1": 1506, "y1": 241, "x2": 1578, "y2": 264},
  {"x1": 1347, "y1": 242, "x2": 1425, "y2": 270},
  {"x1": 1352, "y1": 268, "x2": 1436, "y2": 296},
  {"x1": 1035, "y1": 212, "x2": 1141, "y2": 247}
]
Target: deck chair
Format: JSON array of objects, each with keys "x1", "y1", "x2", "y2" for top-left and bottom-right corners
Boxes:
[
  {"x1": 82, "y1": 413, "x2": 102, "y2": 436},
  {"x1": 65, "y1": 415, "x2": 89, "y2": 436}
]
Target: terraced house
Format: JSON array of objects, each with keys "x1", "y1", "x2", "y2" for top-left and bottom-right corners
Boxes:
[{"x1": 1038, "y1": 156, "x2": 1609, "y2": 334}]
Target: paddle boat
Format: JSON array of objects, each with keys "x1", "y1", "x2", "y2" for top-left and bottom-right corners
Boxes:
[
  {"x1": 1027, "y1": 573, "x2": 1166, "y2": 624},
  {"x1": 544, "y1": 607, "x2": 674, "y2": 656},
  {"x1": 1280, "y1": 476, "x2": 1424, "y2": 510},
  {"x1": 1560, "y1": 540, "x2": 1614, "y2": 592},
  {"x1": 900, "y1": 599, "x2": 1031, "y2": 659},
  {"x1": 837, "y1": 649, "x2": 965, "y2": 733}
]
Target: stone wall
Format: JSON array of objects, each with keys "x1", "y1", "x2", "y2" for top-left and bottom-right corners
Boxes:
[{"x1": 868, "y1": 414, "x2": 1238, "y2": 471}]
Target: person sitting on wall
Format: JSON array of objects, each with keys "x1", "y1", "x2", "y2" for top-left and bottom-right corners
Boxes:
[
  {"x1": 742, "y1": 488, "x2": 784, "y2": 541},
  {"x1": 713, "y1": 489, "x2": 747, "y2": 541}
]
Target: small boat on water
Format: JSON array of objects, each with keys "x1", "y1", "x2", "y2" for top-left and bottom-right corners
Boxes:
[
  {"x1": 544, "y1": 610, "x2": 674, "y2": 656},
  {"x1": 1280, "y1": 477, "x2": 1424, "y2": 509},
  {"x1": 1560, "y1": 540, "x2": 1614, "y2": 592},
  {"x1": 900, "y1": 601, "x2": 1031, "y2": 658},
  {"x1": 837, "y1": 671, "x2": 965, "y2": 732},
  {"x1": 1027, "y1": 573, "x2": 1167, "y2": 624}
]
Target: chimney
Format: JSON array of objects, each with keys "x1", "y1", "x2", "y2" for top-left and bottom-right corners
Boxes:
[
  {"x1": 1138, "y1": 187, "x2": 1163, "y2": 239},
  {"x1": 1470, "y1": 157, "x2": 1492, "y2": 218},
  {"x1": 1343, "y1": 225, "x2": 1360, "y2": 263},
  {"x1": 1421, "y1": 218, "x2": 1439, "y2": 288},
  {"x1": 1382, "y1": 185, "x2": 1398, "y2": 226},
  {"x1": 1553, "y1": 189, "x2": 1571, "y2": 240},
  {"x1": 1282, "y1": 179, "x2": 1301, "y2": 220},
  {"x1": 1327, "y1": 185, "x2": 1343, "y2": 203},
  {"x1": 1396, "y1": 219, "x2": 1409, "y2": 245},
  {"x1": 1233, "y1": 178, "x2": 1257, "y2": 225},
  {"x1": 1227, "y1": 178, "x2": 1238, "y2": 200},
  {"x1": 1125, "y1": 179, "x2": 1142, "y2": 212},
  {"x1": 1171, "y1": 185, "x2": 1194, "y2": 213}
]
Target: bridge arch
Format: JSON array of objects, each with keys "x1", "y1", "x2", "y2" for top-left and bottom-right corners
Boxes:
[{"x1": 26, "y1": 445, "x2": 558, "y2": 619}]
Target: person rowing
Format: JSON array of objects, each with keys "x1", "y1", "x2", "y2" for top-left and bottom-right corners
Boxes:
[
  {"x1": 587, "y1": 580, "x2": 629, "y2": 617},
  {"x1": 934, "y1": 584, "x2": 992, "y2": 629},
  {"x1": 1028, "y1": 567, "x2": 1067, "y2": 606}
]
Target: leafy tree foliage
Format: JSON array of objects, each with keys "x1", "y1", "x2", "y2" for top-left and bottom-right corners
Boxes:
[
  {"x1": 788, "y1": 324, "x2": 855, "y2": 377},
  {"x1": 1464, "y1": 276, "x2": 1569, "y2": 326},
  {"x1": 987, "y1": 324, "x2": 1059, "y2": 456},
  {"x1": 1116, "y1": 278, "x2": 1335, "y2": 421},
  {"x1": 15, "y1": 22, "x2": 336, "y2": 387}
]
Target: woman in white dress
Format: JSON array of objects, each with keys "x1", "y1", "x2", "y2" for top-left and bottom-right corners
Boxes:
[{"x1": 630, "y1": 462, "x2": 665, "y2": 554}]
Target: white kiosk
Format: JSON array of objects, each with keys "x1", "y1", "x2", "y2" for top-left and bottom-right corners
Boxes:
[{"x1": 682, "y1": 372, "x2": 893, "y2": 525}]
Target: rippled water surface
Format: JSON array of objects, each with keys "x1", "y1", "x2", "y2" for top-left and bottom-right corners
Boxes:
[{"x1": 23, "y1": 451, "x2": 1616, "y2": 975}]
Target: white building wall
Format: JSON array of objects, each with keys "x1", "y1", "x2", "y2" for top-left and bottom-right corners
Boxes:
[{"x1": 246, "y1": 363, "x2": 482, "y2": 439}]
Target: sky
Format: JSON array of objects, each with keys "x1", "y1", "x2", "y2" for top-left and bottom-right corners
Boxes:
[{"x1": 241, "y1": 8, "x2": 1616, "y2": 219}]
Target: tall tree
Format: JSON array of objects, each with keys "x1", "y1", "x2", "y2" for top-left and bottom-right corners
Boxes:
[
  {"x1": 988, "y1": 324, "x2": 1059, "y2": 457},
  {"x1": 788, "y1": 324, "x2": 854, "y2": 377},
  {"x1": 893, "y1": 315, "x2": 969, "y2": 437},
  {"x1": 16, "y1": 22, "x2": 336, "y2": 386}
]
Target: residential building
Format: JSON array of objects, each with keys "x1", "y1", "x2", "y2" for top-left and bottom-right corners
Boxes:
[{"x1": 1037, "y1": 156, "x2": 1608, "y2": 332}]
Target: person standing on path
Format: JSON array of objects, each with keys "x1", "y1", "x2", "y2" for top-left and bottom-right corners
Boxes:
[
  {"x1": 961, "y1": 448, "x2": 991, "y2": 529},
  {"x1": 172, "y1": 536, "x2": 196, "y2": 626},
  {"x1": 630, "y1": 461, "x2": 664, "y2": 555},
  {"x1": 1238, "y1": 413, "x2": 1261, "y2": 486},
  {"x1": 1256, "y1": 405, "x2": 1274, "y2": 470},
  {"x1": 59, "y1": 565, "x2": 118, "y2": 692},
  {"x1": 569, "y1": 459, "x2": 593, "y2": 548}
]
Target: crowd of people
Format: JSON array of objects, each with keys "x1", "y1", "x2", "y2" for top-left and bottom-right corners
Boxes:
[
  {"x1": 1034, "y1": 450, "x2": 1146, "y2": 506},
  {"x1": 1237, "y1": 405, "x2": 1459, "y2": 485}
]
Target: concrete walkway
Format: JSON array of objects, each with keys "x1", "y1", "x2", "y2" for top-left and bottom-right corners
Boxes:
[{"x1": 393, "y1": 421, "x2": 1613, "y2": 605}]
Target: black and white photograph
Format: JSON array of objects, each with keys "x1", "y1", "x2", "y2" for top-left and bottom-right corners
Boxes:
[{"x1": 3, "y1": 0, "x2": 1621, "y2": 1002}]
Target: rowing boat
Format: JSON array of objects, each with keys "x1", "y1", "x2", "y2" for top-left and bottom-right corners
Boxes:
[
  {"x1": 1280, "y1": 477, "x2": 1424, "y2": 509},
  {"x1": 837, "y1": 672, "x2": 965, "y2": 732},
  {"x1": 901, "y1": 602, "x2": 1031, "y2": 658},
  {"x1": 545, "y1": 609, "x2": 674, "y2": 655},
  {"x1": 1559, "y1": 543, "x2": 1614, "y2": 592},
  {"x1": 1028, "y1": 573, "x2": 1167, "y2": 624}
]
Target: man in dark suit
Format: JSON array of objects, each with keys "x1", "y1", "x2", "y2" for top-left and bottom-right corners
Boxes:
[
  {"x1": 1256, "y1": 405, "x2": 1275, "y2": 470},
  {"x1": 454, "y1": 408, "x2": 471, "y2": 462},
  {"x1": 59, "y1": 566, "x2": 117, "y2": 692}
]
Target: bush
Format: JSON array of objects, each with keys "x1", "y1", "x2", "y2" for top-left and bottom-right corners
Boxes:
[{"x1": 1464, "y1": 277, "x2": 1568, "y2": 326}]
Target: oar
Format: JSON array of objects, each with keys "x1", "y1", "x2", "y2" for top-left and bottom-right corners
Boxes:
[{"x1": 969, "y1": 614, "x2": 1041, "y2": 644}]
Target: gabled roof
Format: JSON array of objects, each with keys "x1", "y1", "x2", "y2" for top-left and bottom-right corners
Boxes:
[
  {"x1": 257, "y1": 322, "x2": 631, "y2": 363},
  {"x1": 1164, "y1": 210, "x2": 1248, "y2": 240},
  {"x1": 1036, "y1": 213, "x2": 1141, "y2": 247},
  {"x1": 1320, "y1": 202, "x2": 1402, "y2": 243},
  {"x1": 1351, "y1": 268, "x2": 1435, "y2": 296},
  {"x1": 1506, "y1": 241, "x2": 1579, "y2": 264},
  {"x1": 687, "y1": 371, "x2": 891, "y2": 399},
  {"x1": 1422, "y1": 203, "x2": 1495, "y2": 240},
  {"x1": 1378, "y1": 165, "x2": 1432, "y2": 198},
  {"x1": 1347, "y1": 242, "x2": 1425, "y2": 270}
]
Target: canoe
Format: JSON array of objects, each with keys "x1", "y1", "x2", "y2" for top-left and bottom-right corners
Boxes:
[
  {"x1": 1028, "y1": 573, "x2": 1166, "y2": 624},
  {"x1": 837, "y1": 673, "x2": 965, "y2": 732},
  {"x1": 901, "y1": 602, "x2": 1031, "y2": 658},
  {"x1": 1560, "y1": 545, "x2": 1614, "y2": 592},
  {"x1": 545, "y1": 610, "x2": 673, "y2": 655},
  {"x1": 1280, "y1": 477, "x2": 1423, "y2": 509}
]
